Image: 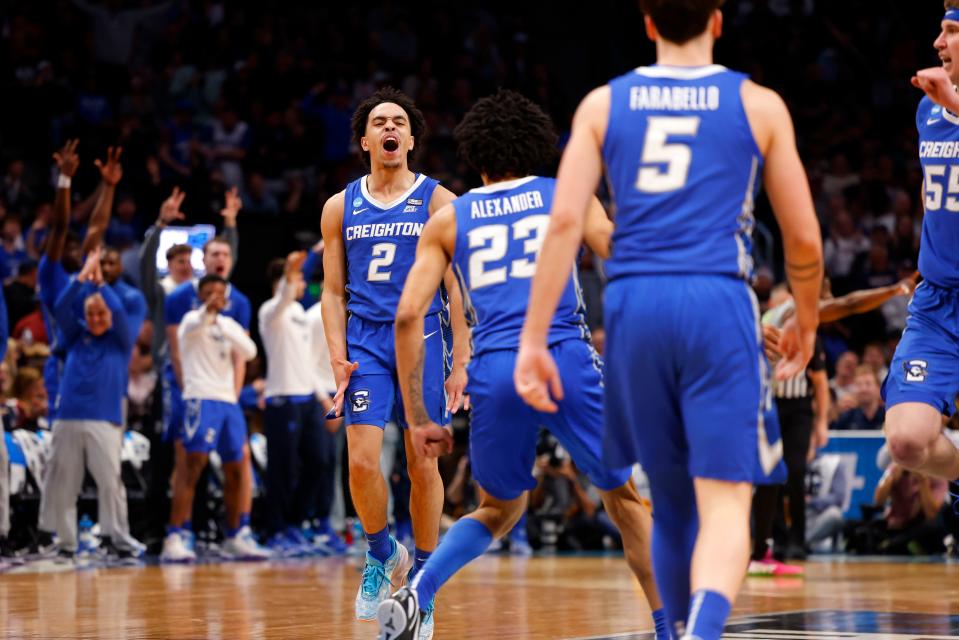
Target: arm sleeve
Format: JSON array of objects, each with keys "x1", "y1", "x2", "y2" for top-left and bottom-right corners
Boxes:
[
  {"x1": 38, "y1": 256, "x2": 70, "y2": 312},
  {"x1": 224, "y1": 225, "x2": 239, "y2": 279},
  {"x1": 177, "y1": 309, "x2": 205, "y2": 340},
  {"x1": 54, "y1": 279, "x2": 85, "y2": 347},
  {"x1": 139, "y1": 225, "x2": 162, "y2": 314},
  {"x1": 99, "y1": 284, "x2": 133, "y2": 353},
  {"x1": 219, "y1": 316, "x2": 257, "y2": 360},
  {"x1": 259, "y1": 279, "x2": 295, "y2": 326}
]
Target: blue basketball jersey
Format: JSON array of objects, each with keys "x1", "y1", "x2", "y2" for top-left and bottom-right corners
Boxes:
[
  {"x1": 342, "y1": 173, "x2": 442, "y2": 322},
  {"x1": 602, "y1": 64, "x2": 763, "y2": 281},
  {"x1": 451, "y1": 176, "x2": 589, "y2": 356},
  {"x1": 916, "y1": 97, "x2": 959, "y2": 288}
]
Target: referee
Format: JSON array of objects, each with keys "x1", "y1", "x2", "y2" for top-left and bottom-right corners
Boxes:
[{"x1": 752, "y1": 287, "x2": 830, "y2": 564}]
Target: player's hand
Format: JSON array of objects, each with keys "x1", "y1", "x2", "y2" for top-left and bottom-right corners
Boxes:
[
  {"x1": 159, "y1": 187, "x2": 187, "y2": 226},
  {"x1": 774, "y1": 315, "x2": 815, "y2": 380},
  {"x1": 762, "y1": 324, "x2": 783, "y2": 363},
  {"x1": 221, "y1": 186, "x2": 242, "y2": 226},
  {"x1": 94, "y1": 146, "x2": 123, "y2": 187},
  {"x1": 53, "y1": 139, "x2": 80, "y2": 179},
  {"x1": 514, "y1": 341, "x2": 563, "y2": 413},
  {"x1": 410, "y1": 422, "x2": 454, "y2": 458},
  {"x1": 445, "y1": 363, "x2": 469, "y2": 413},
  {"x1": 912, "y1": 67, "x2": 959, "y2": 113},
  {"x1": 331, "y1": 358, "x2": 359, "y2": 416},
  {"x1": 285, "y1": 251, "x2": 307, "y2": 280},
  {"x1": 898, "y1": 271, "x2": 920, "y2": 296}
]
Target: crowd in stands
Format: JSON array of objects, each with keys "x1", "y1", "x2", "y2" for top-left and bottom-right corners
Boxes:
[{"x1": 1, "y1": 0, "x2": 958, "y2": 569}]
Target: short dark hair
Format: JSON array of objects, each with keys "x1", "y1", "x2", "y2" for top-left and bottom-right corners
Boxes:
[
  {"x1": 166, "y1": 243, "x2": 193, "y2": 262},
  {"x1": 351, "y1": 86, "x2": 426, "y2": 168},
  {"x1": 453, "y1": 89, "x2": 557, "y2": 182},
  {"x1": 198, "y1": 273, "x2": 227, "y2": 291},
  {"x1": 267, "y1": 258, "x2": 286, "y2": 287},
  {"x1": 639, "y1": 0, "x2": 724, "y2": 44},
  {"x1": 202, "y1": 236, "x2": 231, "y2": 255}
]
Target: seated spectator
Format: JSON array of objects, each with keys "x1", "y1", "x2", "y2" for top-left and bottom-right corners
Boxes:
[
  {"x1": 874, "y1": 463, "x2": 948, "y2": 555},
  {"x1": 830, "y1": 351, "x2": 859, "y2": 414},
  {"x1": 2, "y1": 367, "x2": 48, "y2": 433},
  {"x1": 862, "y1": 342, "x2": 889, "y2": 381},
  {"x1": 832, "y1": 365, "x2": 885, "y2": 430},
  {"x1": 805, "y1": 453, "x2": 847, "y2": 550}
]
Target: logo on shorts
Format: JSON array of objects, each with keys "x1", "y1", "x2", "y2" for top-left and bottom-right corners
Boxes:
[
  {"x1": 904, "y1": 359, "x2": 929, "y2": 382},
  {"x1": 184, "y1": 400, "x2": 202, "y2": 441},
  {"x1": 205, "y1": 427, "x2": 217, "y2": 444},
  {"x1": 351, "y1": 390, "x2": 370, "y2": 412}
]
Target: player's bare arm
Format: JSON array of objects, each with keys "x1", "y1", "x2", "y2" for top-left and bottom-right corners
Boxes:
[
  {"x1": 742, "y1": 80, "x2": 823, "y2": 379},
  {"x1": 83, "y1": 146, "x2": 123, "y2": 254},
  {"x1": 516, "y1": 86, "x2": 610, "y2": 412},
  {"x1": 319, "y1": 190, "x2": 357, "y2": 416},
  {"x1": 49, "y1": 139, "x2": 80, "y2": 262},
  {"x1": 396, "y1": 206, "x2": 457, "y2": 457},
  {"x1": 430, "y1": 184, "x2": 471, "y2": 412},
  {"x1": 583, "y1": 196, "x2": 614, "y2": 260}
]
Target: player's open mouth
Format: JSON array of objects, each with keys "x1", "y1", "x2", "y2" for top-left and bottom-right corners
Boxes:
[
  {"x1": 942, "y1": 54, "x2": 952, "y2": 65},
  {"x1": 383, "y1": 136, "x2": 400, "y2": 152}
]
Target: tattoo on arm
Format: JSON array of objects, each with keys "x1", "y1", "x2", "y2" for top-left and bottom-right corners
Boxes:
[
  {"x1": 407, "y1": 343, "x2": 430, "y2": 425},
  {"x1": 785, "y1": 258, "x2": 822, "y2": 283}
]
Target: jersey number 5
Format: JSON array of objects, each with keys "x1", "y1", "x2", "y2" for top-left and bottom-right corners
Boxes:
[
  {"x1": 923, "y1": 164, "x2": 959, "y2": 212},
  {"x1": 636, "y1": 116, "x2": 701, "y2": 193},
  {"x1": 468, "y1": 215, "x2": 549, "y2": 290}
]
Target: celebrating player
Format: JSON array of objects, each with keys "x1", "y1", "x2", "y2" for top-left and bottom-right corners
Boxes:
[{"x1": 514, "y1": 2, "x2": 823, "y2": 639}]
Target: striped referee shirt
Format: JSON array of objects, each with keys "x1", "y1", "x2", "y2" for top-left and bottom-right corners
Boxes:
[{"x1": 774, "y1": 338, "x2": 826, "y2": 400}]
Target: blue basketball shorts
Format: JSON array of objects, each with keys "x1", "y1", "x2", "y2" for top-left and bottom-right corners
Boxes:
[
  {"x1": 178, "y1": 398, "x2": 247, "y2": 463},
  {"x1": 344, "y1": 312, "x2": 449, "y2": 429},
  {"x1": 603, "y1": 274, "x2": 785, "y2": 484},
  {"x1": 883, "y1": 281, "x2": 959, "y2": 416},
  {"x1": 468, "y1": 339, "x2": 631, "y2": 501}
]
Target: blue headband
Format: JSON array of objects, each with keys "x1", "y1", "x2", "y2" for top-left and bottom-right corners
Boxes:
[{"x1": 946, "y1": 8, "x2": 959, "y2": 22}]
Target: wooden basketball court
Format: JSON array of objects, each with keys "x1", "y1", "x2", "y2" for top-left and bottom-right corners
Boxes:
[{"x1": 2, "y1": 555, "x2": 957, "y2": 639}]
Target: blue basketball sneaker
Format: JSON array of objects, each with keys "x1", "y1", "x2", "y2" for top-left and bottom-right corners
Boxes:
[{"x1": 356, "y1": 538, "x2": 412, "y2": 620}]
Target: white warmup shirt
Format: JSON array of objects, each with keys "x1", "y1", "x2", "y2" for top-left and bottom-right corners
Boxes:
[
  {"x1": 178, "y1": 307, "x2": 257, "y2": 402},
  {"x1": 258, "y1": 278, "x2": 315, "y2": 398},
  {"x1": 305, "y1": 302, "x2": 336, "y2": 396}
]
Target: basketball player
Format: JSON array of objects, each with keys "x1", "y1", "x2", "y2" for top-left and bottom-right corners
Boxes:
[
  {"x1": 320, "y1": 87, "x2": 469, "y2": 623},
  {"x1": 881, "y1": 4, "x2": 959, "y2": 484},
  {"x1": 377, "y1": 89, "x2": 667, "y2": 640},
  {"x1": 162, "y1": 273, "x2": 266, "y2": 561},
  {"x1": 514, "y1": 2, "x2": 823, "y2": 638}
]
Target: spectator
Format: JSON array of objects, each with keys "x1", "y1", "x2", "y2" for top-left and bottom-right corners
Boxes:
[
  {"x1": 0, "y1": 217, "x2": 28, "y2": 282},
  {"x1": 805, "y1": 453, "x2": 848, "y2": 550},
  {"x1": 824, "y1": 210, "x2": 870, "y2": 282},
  {"x1": 2, "y1": 367, "x2": 49, "y2": 433},
  {"x1": 833, "y1": 365, "x2": 886, "y2": 430},
  {"x1": 4, "y1": 260, "x2": 38, "y2": 328},
  {"x1": 831, "y1": 351, "x2": 859, "y2": 411}
]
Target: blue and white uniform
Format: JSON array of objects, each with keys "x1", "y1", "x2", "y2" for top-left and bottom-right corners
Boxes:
[
  {"x1": 164, "y1": 280, "x2": 251, "y2": 441},
  {"x1": 38, "y1": 256, "x2": 71, "y2": 419},
  {"x1": 451, "y1": 176, "x2": 629, "y2": 500},
  {"x1": 341, "y1": 174, "x2": 448, "y2": 429},
  {"x1": 601, "y1": 64, "x2": 784, "y2": 483},
  {"x1": 883, "y1": 97, "x2": 959, "y2": 414},
  {"x1": 177, "y1": 306, "x2": 257, "y2": 462}
]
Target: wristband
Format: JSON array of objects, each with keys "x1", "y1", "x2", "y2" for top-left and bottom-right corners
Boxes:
[{"x1": 57, "y1": 175, "x2": 71, "y2": 189}]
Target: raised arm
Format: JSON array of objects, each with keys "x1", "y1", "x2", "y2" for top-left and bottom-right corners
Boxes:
[
  {"x1": 320, "y1": 191, "x2": 354, "y2": 415},
  {"x1": 83, "y1": 147, "x2": 123, "y2": 254},
  {"x1": 396, "y1": 206, "x2": 458, "y2": 457},
  {"x1": 818, "y1": 273, "x2": 918, "y2": 324},
  {"x1": 743, "y1": 81, "x2": 823, "y2": 380},
  {"x1": 99, "y1": 283, "x2": 133, "y2": 353},
  {"x1": 220, "y1": 187, "x2": 241, "y2": 276},
  {"x1": 140, "y1": 188, "x2": 187, "y2": 313},
  {"x1": 48, "y1": 139, "x2": 80, "y2": 262},
  {"x1": 516, "y1": 86, "x2": 609, "y2": 412},
  {"x1": 260, "y1": 251, "x2": 307, "y2": 327},
  {"x1": 54, "y1": 278, "x2": 86, "y2": 347}
]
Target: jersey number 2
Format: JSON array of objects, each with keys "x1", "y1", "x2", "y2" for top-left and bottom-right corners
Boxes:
[
  {"x1": 636, "y1": 116, "x2": 701, "y2": 193},
  {"x1": 367, "y1": 242, "x2": 396, "y2": 282}
]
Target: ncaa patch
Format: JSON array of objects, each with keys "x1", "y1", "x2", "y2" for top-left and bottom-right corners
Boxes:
[
  {"x1": 351, "y1": 390, "x2": 370, "y2": 412},
  {"x1": 352, "y1": 197, "x2": 363, "y2": 208},
  {"x1": 904, "y1": 359, "x2": 928, "y2": 383}
]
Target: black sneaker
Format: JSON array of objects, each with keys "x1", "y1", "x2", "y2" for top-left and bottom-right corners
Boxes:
[
  {"x1": 377, "y1": 586, "x2": 421, "y2": 640},
  {"x1": 0, "y1": 537, "x2": 25, "y2": 566},
  {"x1": 97, "y1": 536, "x2": 141, "y2": 567},
  {"x1": 54, "y1": 548, "x2": 76, "y2": 564},
  {"x1": 32, "y1": 531, "x2": 58, "y2": 560},
  {"x1": 784, "y1": 542, "x2": 808, "y2": 561}
]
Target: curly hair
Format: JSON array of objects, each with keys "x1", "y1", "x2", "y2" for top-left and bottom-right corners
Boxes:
[
  {"x1": 351, "y1": 86, "x2": 426, "y2": 168},
  {"x1": 453, "y1": 89, "x2": 557, "y2": 182}
]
